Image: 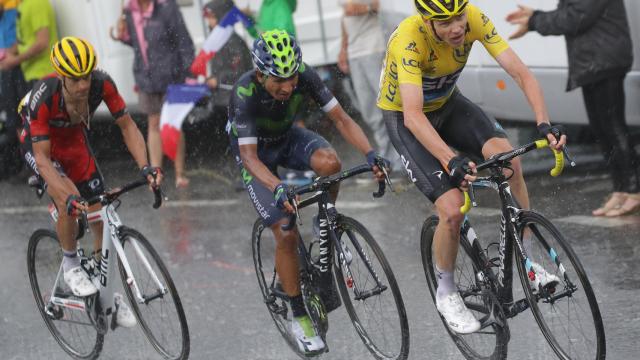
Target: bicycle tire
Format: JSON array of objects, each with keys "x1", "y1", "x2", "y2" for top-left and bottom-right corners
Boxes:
[
  {"x1": 27, "y1": 229, "x2": 104, "y2": 360},
  {"x1": 333, "y1": 216, "x2": 410, "y2": 360},
  {"x1": 421, "y1": 216, "x2": 509, "y2": 360},
  {"x1": 117, "y1": 226, "x2": 190, "y2": 360},
  {"x1": 251, "y1": 218, "x2": 306, "y2": 358},
  {"x1": 514, "y1": 211, "x2": 605, "y2": 360}
]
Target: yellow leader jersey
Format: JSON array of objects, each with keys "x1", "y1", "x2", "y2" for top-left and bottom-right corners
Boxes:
[{"x1": 377, "y1": 4, "x2": 509, "y2": 113}]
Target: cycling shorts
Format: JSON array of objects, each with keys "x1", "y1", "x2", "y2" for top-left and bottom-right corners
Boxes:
[
  {"x1": 384, "y1": 91, "x2": 507, "y2": 202},
  {"x1": 22, "y1": 149, "x2": 105, "y2": 200},
  {"x1": 230, "y1": 126, "x2": 331, "y2": 226}
]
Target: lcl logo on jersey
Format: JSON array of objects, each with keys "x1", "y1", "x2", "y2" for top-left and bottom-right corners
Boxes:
[
  {"x1": 484, "y1": 27, "x2": 500, "y2": 44},
  {"x1": 453, "y1": 42, "x2": 472, "y2": 64}
]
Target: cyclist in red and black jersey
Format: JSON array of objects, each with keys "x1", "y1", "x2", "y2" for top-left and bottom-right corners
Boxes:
[{"x1": 19, "y1": 37, "x2": 161, "y2": 328}]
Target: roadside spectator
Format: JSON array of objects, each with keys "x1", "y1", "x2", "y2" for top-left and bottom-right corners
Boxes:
[
  {"x1": 0, "y1": 0, "x2": 57, "y2": 126},
  {"x1": 338, "y1": 0, "x2": 400, "y2": 172},
  {"x1": 0, "y1": 0, "x2": 20, "y2": 133},
  {"x1": 169, "y1": 0, "x2": 253, "y2": 188},
  {"x1": 112, "y1": 0, "x2": 194, "y2": 175},
  {"x1": 202, "y1": 0, "x2": 253, "y2": 101},
  {"x1": 257, "y1": 0, "x2": 297, "y2": 36},
  {"x1": 0, "y1": 0, "x2": 22, "y2": 178},
  {"x1": 507, "y1": 0, "x2": 640, "y2": 217}
]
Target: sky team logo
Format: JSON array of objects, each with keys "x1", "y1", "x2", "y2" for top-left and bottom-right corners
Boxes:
[{"x1": 405, "y1": 41, "x2": 420, "y2": 54}]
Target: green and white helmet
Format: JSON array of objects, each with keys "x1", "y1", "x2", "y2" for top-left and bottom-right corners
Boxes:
[{"x1": 251, "y1": 29, "x2": 302, "y2": 78}]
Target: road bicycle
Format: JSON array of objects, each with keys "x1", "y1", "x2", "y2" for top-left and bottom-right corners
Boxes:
[
  {"x1": 252, "y1": 163, "x2": 410, "y2": 359},
  {"x1": 27, "y1": 177, "x2": 190, "y2": 359},
  {"x1": 421, "y1": 139, "x2": 605, "y2": 359}
]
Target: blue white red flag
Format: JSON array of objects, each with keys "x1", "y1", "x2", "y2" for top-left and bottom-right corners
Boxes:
[
  {"x1": 190, "y1": 6, "x2": 253, "y2": 77},
  {"x1": 160, "y1": 84, "x2": 210, "y2": 160}
]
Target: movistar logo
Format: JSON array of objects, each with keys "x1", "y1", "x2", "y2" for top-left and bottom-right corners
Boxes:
[
  {"x1": 241, "y1": 168, "x2": 253, "y2": 185},
  {"x1": 236, "y1": 82, "x2": 257, "y2": 99}
]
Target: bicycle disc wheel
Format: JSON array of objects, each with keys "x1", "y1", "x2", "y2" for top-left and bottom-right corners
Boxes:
[
  {"x1": 117, "y1": 227, "x2": 189, "y2": 360},
  {"x1": 515, "y1": 211, "x2": 605, "y2": 359},
  {"x1": 333, "y1": 216, "x2": 410, "y2": 360},
  {"x1": 421, "y1": 216, "x2": 509, "y2": 360},
  {"x1": 27, "y1": 229, "x2": 103, "y2": 359},
  {"x1": 251, "y1": 219, "x2": 304, "y2": 357}
]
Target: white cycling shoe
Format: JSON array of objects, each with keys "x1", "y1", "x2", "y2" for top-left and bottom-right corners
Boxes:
[
  {"x1": 64, "y1": 266, "x2": 98, "y2": 297},
  {"x1": 436, "y1": 292, "x2": 481, "y2": 334},
  {"x1": 291, "y1": 315, "x2": 326, "y2": 356},
  {"x1": 529, "y1": 262, "x2": 561, "y2": 291},
  {"x1": 114, "y1": 293, "x2": 137, "y2": 328}
]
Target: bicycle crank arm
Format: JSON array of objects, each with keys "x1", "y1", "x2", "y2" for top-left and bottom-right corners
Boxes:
[{"x1": 354, "y1": 284, "x2": 387, "y2": 301}]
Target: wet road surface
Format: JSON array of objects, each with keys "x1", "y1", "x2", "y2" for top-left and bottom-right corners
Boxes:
[{"x1": 1, "y1": 143, "x2": 639, "y2": 360}]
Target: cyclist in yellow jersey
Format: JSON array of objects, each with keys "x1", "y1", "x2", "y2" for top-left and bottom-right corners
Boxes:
[{"x1": 378, "y1": 0, "x2": 567, "y2": 334}]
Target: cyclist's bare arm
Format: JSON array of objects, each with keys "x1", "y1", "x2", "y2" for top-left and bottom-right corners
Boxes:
[
  {"x1": 326, "y1": 103, "x2": 373, "y2": 157},
  {"x1": 494, "y1": 48, "x2": 565, "y2": 149},
  {"x1": 400, "y1": 84, "x2": 462, "y2": 170},
  {"x1": 32, "y1": 140, "x2": 81, "y2": 207},
  {"x1": 239, "y1": 143, "x2": 281, "y2": 192},
  {"x1": 115, "y1": 113, "x2": 156, "y2": 177}
]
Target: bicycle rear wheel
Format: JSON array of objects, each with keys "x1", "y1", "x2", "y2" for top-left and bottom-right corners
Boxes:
[
  {"x1": 27, "y1": 229, "x2": 103, "y2": 359},
  {"x1": 117, "y1": 227, "x2": 189, "y2": 360},
  {"x1": 515, "y1": 211, "x2": 605, "y2": 359},
  {"x1": 251, "y1": 219, "x2": 303, "y2": 357},
  {"x1": 333, "y1": 216, "x2": 410, "y2": 360},
  {"x1": 421, "y1": 216, "x2": 509, "y2": 360}
]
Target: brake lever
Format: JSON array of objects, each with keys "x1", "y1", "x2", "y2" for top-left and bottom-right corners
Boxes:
[{"x1": 561, "y1": 146, "x2": 576, "y2": 167}]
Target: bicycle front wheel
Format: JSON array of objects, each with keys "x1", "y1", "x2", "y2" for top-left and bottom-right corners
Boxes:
[
  {"x1": 117, "y1": 227, "x2": 190, "y2": 360},
  {"x1": 27, "y1": 229, "x2": 103, "y2": 359},
  {"x1": 421, "y1": 216, "x2": 509, "y2": 360},
  {"x1": 334, "y1": 216, "x2": 410, "y2": 360},
  {"x1": 515, "y1": 211, "x2": 605, "y2": 359}
]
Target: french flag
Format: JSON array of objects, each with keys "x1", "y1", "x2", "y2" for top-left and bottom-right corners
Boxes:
[
  {"x1": 190, "y1": 6, "x2": 254, "y2": 77},
  {"x1": 160, "y1": 84, "x2": 210, "y2": 160}
]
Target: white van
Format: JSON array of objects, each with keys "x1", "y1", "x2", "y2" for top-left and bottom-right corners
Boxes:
[{"x1": 51, "y1": 0, "x2": 639, "y2": 126}]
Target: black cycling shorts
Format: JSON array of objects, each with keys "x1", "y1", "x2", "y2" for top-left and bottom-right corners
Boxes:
[
  {"x1": 22, "y1": 150, "x2": 105, "y2": 200},
  {"x1": 230, "y1": 127, "x2": 331, "y2": 226},
  {"x1": 384, "y1": 91, "x2": 507, "y2": 202}
]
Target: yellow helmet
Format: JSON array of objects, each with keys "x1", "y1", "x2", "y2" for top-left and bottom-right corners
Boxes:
[
  {"x1": 50, "y1": 36, "x2": 97, "y2": 78},
  {"x1": 415, "y1": 0, "x2": 469, "y2": 20}
]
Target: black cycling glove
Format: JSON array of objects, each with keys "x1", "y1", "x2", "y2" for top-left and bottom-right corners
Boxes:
[
  {"x1": 141, "y1": 165, "x2": 162, "y2": 183},
  {"x1": 537, "y1": 123, "x2": 565, "y2": 142},
  {"x1": 366, "y1": 150, "x2": 390, "y2": 170},
  {"x1": 273, "y1": 183, "x2": 292, "y2": 209},
  {"x1": 447, "y1": 156, "x2": 473, "y2": 187}
]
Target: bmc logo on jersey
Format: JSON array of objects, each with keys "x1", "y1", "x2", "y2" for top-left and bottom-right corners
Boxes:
[{"x1": 30, "y1": 83, "x2": 47, "y2": 111}]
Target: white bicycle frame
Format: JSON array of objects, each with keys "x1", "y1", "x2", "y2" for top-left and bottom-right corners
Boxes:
[{"x1": 46, "y1": 202, "x2": 167, "y2": 328}]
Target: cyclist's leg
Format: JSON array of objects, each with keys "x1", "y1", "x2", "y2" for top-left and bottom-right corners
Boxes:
[
  {"x1": 74, "y1": 166, "x2": 106, "y2": 260},
  {"x1": 386, "y1": 108, "x2": 481, "y2": 333},
  {"x1": 280, "y1": 127, "x2": 338, "y2": 200}
]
